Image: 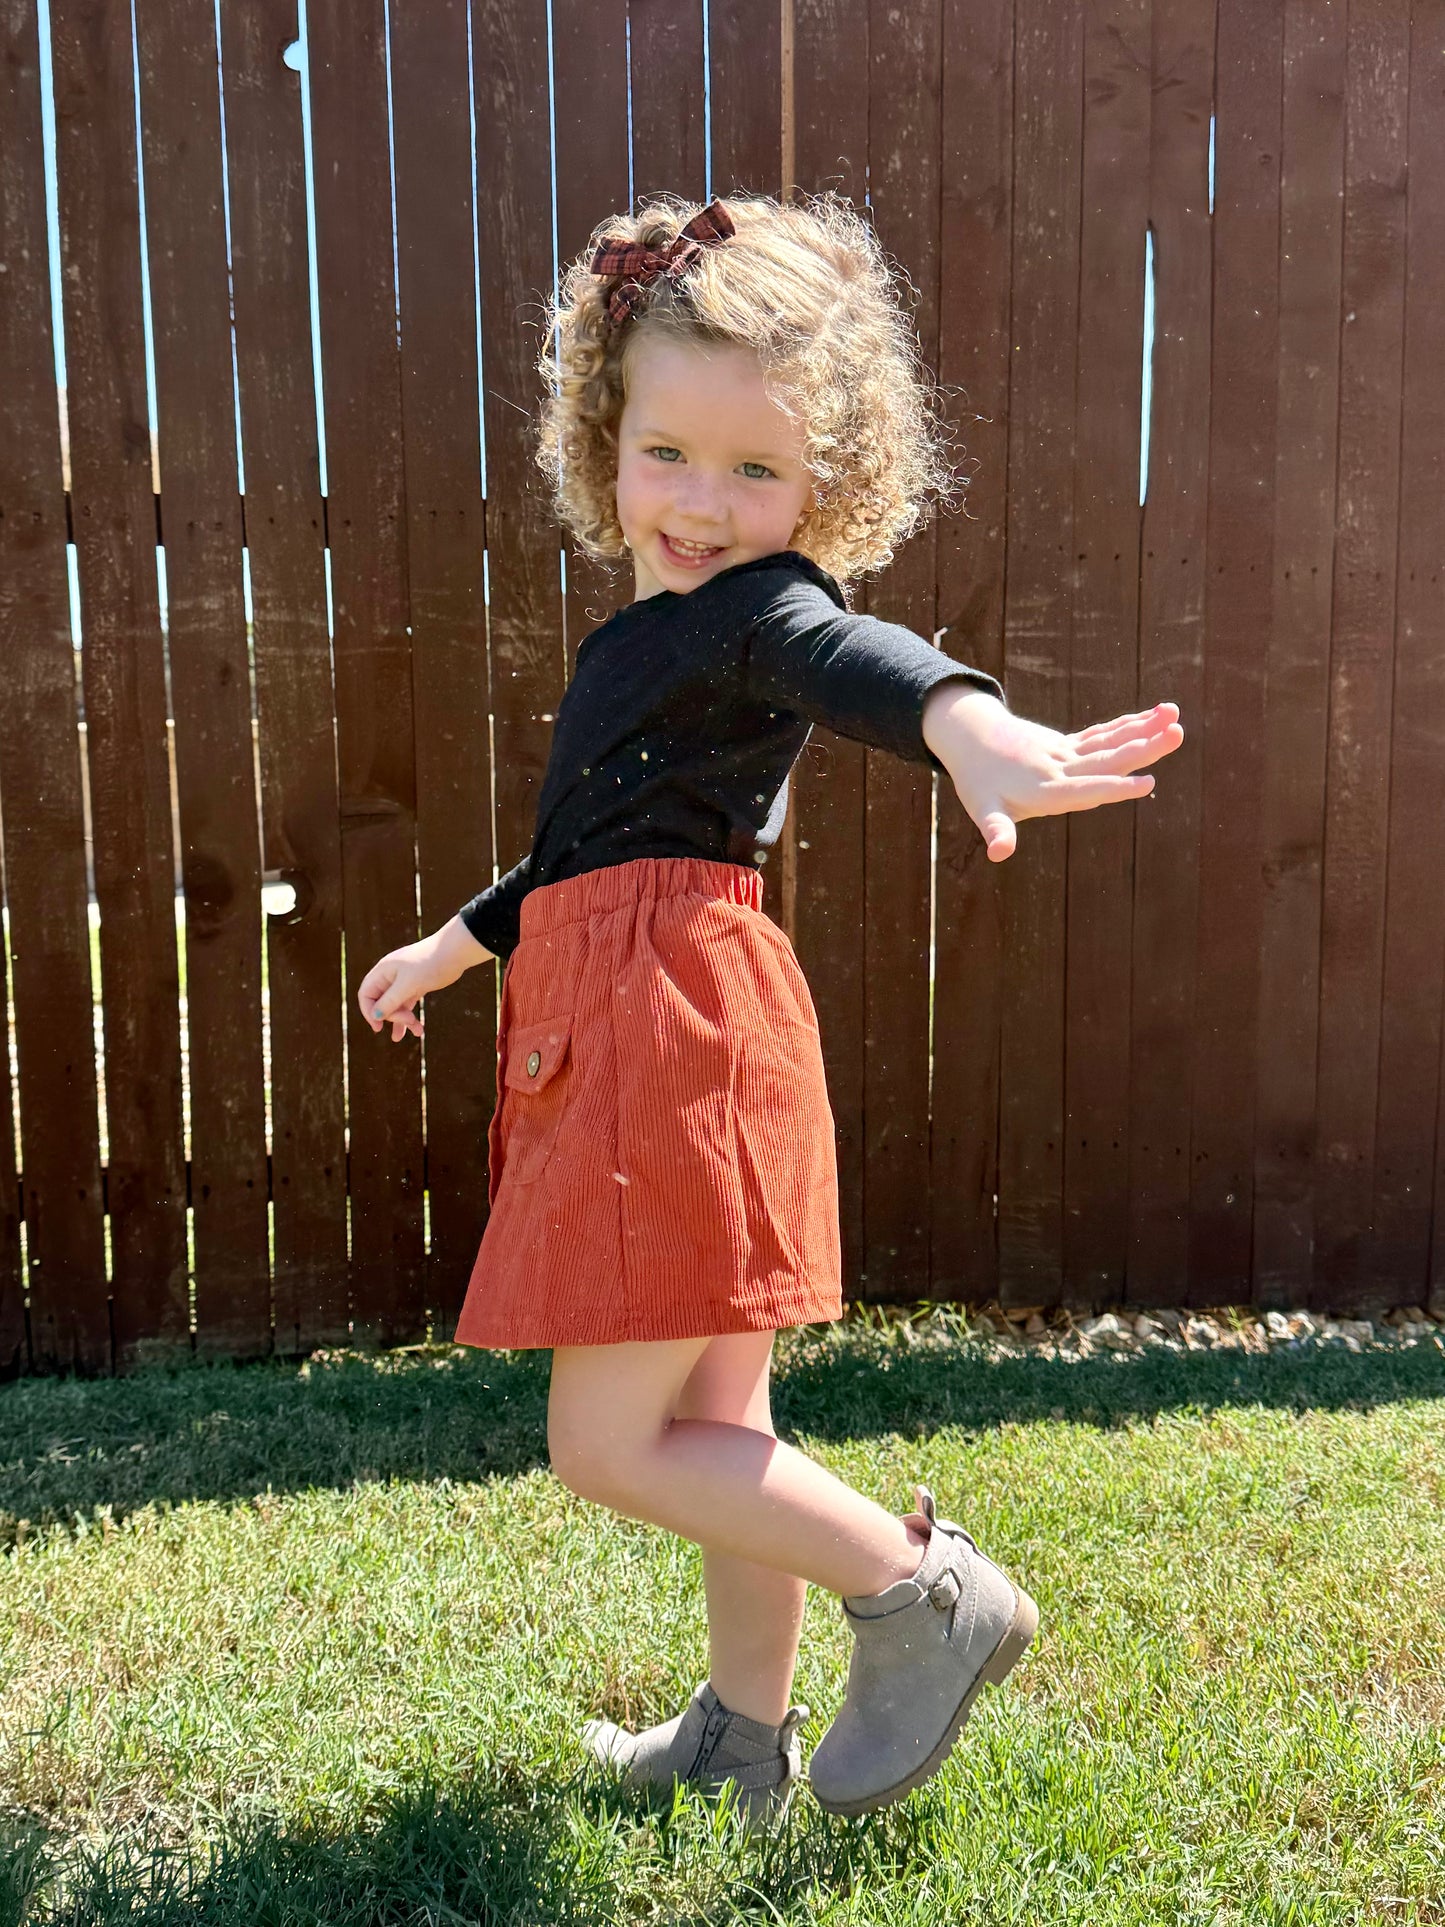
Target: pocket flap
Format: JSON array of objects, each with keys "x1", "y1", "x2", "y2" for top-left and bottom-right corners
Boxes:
[{"x1": 503, "y1": 1015, "x2": 572, "y2": 1093}]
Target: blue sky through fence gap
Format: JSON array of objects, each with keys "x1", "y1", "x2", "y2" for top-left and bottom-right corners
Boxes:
[
  {"x1": 286, "y1": 5, "x2": 327, "y2": 498},
  {"x1": 1142, "y1": 225, "x2": 1154, "y2": 505}
]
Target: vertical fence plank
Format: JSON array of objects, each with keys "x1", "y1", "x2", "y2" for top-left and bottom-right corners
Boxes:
[
  {"x1": 629, "y1": 0, "x2": 707, "y2": 204},
  {"x1": 221, "y1": 2, "x2": 348, "y2": 1351},
  {"x1": 1189, "y1": 0, "x2": 1282, "y2": 1304},
  {"x1": 1253, "y1": 2, "x2": 1346, "y2": 1306},
  {"x1": 1378, "y1": 1, "x2": 1445, "y2": 1318},
  {"x1": 1064, "y1": 0, "x2": 1149, "y2": 1308},
  {"x1": 553, "y1": 0, "x2": 631, "y2": 672},
  {"x1": 308, "y1": 0, "x2": 425, "y2": 1343},
  {"x1": 391, "y1": 0, "x2": 493, "y2": 1325},
  {"x1": 930, "y1": 0, "x2": 1013, "y2": 1305},
  {"x1": 472, "y1": 1, "x2": 566, "y2": 1058},
  {"x1": 50, "y1": 0, "x2": 188, "y2": 1363},
  {"x1": 0, "y1": 0, "x2": 108, "y2": 1370},
  {"x1": 0, "y1": 897, "x2": 19, "y2": 1371},
  {"x1": 710, "y1": 10, "x2": 798, "y2": 955},
  {"x1": 708, "y1": 0, "x2": 783, "y2": 201},
  {"x1": 1314, "y1": 0, "x2": 1410, "y2": 1314},
  {"x1": 711, "y1": 0, "x2": 790, "y2": 937},
  {"x1": 1409, "y1": 26, "x2": 1445, "y2": 1325},
  {"x1": 791, "y1": 0, "x2": 870, "y2": 1298},
  {"x1": 135, "y1": 0, "x2": 271, "y2": 1352},
  {"x1": 1129, "y1": 0, "x2": 1213, "y2": 1309},
  {"x1": 859, "y1": 0, "x2": 942, "y2": 1303},
  {"x1": 997, "y1": 0, "x2": 1084, "y2": 1308}
]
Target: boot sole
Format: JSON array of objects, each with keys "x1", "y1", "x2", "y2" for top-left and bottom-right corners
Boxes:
[{"x1": 811, "y1": 1582, "x2": 1040, "y2": 1817}]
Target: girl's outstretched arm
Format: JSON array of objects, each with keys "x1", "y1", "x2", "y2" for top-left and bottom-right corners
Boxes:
[{"x1": 921, "y1": 683, "x2": 1184, "y2": 863}]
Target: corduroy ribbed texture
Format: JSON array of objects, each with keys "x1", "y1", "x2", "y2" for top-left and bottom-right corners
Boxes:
[{"x1": 452, "y1": 855, "x2": 843, "y2": 1350}]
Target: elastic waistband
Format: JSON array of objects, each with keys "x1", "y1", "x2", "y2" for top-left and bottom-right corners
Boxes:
[{"x1": 518, "y1": 855, "x2": 764, "y2": 940}]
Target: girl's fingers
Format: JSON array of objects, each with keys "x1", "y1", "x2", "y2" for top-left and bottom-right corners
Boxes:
[
  {"x1": 1069, "y1": 718, "x2": 1169, "y2": 756},
  {"x1": 1068, "y1": 717, "x2": 1149, "y2": 753},
  {"x1": 1066, "y1": 721, "x2": 1183, "y2": 777},
  {"x1": 357, "y1": 964, "x2": 397, "y2": 1029},
  {"x1": 1070, "y1": 703, "x2": 1180, "y2": 751},
  {"x1": 365, "y1": 981, "x2": 421, "y2": 1040},
  {"x1": 383, "y1": 1004, "x2": 421, "y2": 1042},
  {"x1": 1038, "y1": 771, "x2": 1156, "y2": 814},
  {"x1": 978, "y1": 810, "x2": 1017, "y2": 862}
]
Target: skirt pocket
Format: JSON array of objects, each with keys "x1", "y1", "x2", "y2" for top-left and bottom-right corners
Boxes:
[{"x1": 497, "y1": 1013, "x2": 574, "y2": 1187}]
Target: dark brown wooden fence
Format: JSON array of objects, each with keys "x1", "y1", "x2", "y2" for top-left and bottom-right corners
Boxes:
[{"x1": 1, "y1": 0, "x2": 1441, "y2": 1376}]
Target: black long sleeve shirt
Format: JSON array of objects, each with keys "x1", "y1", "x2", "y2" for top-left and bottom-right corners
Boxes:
[{"x1": 459, "y1": 549, "x2": 1005, "y2": 960}]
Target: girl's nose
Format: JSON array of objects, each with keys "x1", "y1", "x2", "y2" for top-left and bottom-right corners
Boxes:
[
  {"x1": 675, "y1": 473, "x2": 723, "y2": 506},
  {"x1": 675, "y1": 488, "x2": 721, "y2": 517}
]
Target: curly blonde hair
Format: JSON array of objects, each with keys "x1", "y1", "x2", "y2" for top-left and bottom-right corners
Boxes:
[{"x1": 532, "y1": 189, "x2": 969, "y2": 592}]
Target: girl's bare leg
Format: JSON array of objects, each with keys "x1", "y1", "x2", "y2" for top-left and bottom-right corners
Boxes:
[
  {"x1": 671, "y1": 1331, "x2": 805, "y2": 1726},
  {"x1": 548, "y1": 1334, "x2": 927, "y2": 1642}
]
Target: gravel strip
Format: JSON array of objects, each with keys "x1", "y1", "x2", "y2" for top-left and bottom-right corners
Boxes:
[{"x1": 856, "y1": 1303, "x2": 1445, "y2": 1362}]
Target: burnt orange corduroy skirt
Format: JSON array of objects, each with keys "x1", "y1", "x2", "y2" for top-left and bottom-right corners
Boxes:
[{"x1": 452, "y1": 855, "x2": 844, "y2": 1350}]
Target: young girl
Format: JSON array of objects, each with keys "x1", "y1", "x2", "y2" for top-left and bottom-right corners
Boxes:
[{"x1": 358, "y1": 192, "x2": 1182, "y2": 1828}]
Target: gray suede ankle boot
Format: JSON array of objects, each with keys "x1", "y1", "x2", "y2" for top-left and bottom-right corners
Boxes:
[
  {"x1": 583, "y1": 1681, "x2": 808, "y2": 1830},
  {"x1": 809, "y1": 1485, "x2": 1038, "y2": 1817}
]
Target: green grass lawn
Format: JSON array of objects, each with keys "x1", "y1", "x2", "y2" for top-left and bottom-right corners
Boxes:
[{"x1": 2, "y1": 1315, "x2": 1443, "y2": 1925}]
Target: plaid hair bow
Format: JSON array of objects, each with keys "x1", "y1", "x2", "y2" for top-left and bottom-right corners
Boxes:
[{"x1": 589, "y1": 198, "x2": 737, "y2": 326}]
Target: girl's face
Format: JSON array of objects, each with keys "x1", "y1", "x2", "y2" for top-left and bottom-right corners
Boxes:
[{"x1": 615, "y1": 336, "x2": 816, "y2": 601}]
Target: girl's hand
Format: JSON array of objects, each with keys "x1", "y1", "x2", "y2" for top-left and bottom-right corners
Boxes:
[
  {"x1": 922, "y1": 687, "x2": 1184, "y2": 862},
  {"x1": 356, "y1": 916, "x2": 493, "y2": 1042}
]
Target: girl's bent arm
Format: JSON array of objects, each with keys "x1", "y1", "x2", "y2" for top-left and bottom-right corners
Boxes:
[
  {"x1": 457, "y1": 851, "x2": 534, "y2": 961},
  {"x1": 357, "y1": 914, "x2": 494, "y2": 1043},
  {"x1": 428, "y1": 913, "x2": 494, "y2": 976}
]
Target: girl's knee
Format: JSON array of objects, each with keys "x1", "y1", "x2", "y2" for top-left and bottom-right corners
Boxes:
[
  {"x1": 547, "y1": 1414, "x2": 647, "y2": 1509},
  {"x1": 547, "y1": 1412, "x2": 603, "y2": 1501},
  {"x1": 546, "y1": 1381, "x2": 653, "y2": 1508},
  {"x1": 546, "y1": 1389, "x2": 588, "y2": 1494},
  {"x1": 547, "y1": 1336, "x2": 707, "y2": 1506}
]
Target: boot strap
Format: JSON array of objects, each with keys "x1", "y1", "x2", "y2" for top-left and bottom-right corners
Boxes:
[
  {"x1": 711, "y1": 1753, "x2": 797, "y2": 1792},
  {"x1": 693, "y1": 1698, "x2": 807, "y2": 1787},
  {"x1": 913, "y1": 1483, "x2": 979, "y2": 1552},
  {"x1": 929, "y1": 1570, "x2": 962, "y2": 1610}
]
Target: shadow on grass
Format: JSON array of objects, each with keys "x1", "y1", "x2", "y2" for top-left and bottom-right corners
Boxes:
[
  {"x1": 1, "y1": 1321, "x2": 1441, "y2": 1544},
  {"x1": 775, "y1": 1328, "x2": 1445, "y2": 1443},
  {"x1": 3, "y1": 1758, "x2": 933, "y2": 1927}
]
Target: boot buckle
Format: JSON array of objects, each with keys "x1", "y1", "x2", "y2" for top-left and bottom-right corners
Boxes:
[{"x1": 928, "y1": 1571, "x2": 961, "y2": 1611}]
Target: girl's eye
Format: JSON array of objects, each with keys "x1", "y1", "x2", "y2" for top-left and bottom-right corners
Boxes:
[{"x1": 646, "y1": 447, "x2": 775, "y2": 481}]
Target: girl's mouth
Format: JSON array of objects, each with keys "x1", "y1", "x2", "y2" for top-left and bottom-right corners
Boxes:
[{"x1": 661, "y1": 532, "x2": 727, "y2": 568}]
